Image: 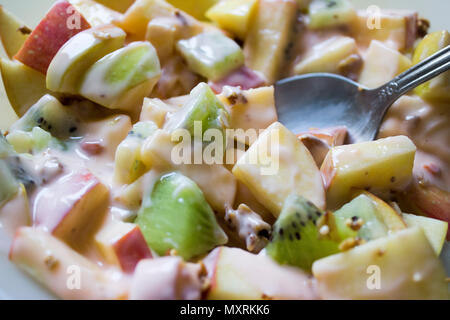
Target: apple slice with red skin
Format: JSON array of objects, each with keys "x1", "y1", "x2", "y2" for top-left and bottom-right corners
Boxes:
[
  {"x1": 33, "y1": 170, "x2": 109, "y2": 248},
  {"x1": 209, "y1": 66, "x2": 266, "y2": 94},
  {"x1": 95, "y1": 219, "x2": 152, "y2": 273},
  {"x1": 14, "y1": 0, "x2": 91, "y2": 74}
]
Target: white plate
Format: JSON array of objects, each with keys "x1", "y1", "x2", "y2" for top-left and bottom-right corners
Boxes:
[{"x1": 0, "y1": 0, "x2": 449, "y2": 300}]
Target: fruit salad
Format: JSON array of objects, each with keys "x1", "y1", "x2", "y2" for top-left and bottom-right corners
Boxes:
[{"x1": 0, "y1": 0, "x2": 449, "y2": 300}]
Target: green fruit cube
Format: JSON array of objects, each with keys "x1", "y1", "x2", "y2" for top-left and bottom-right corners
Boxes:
[
  {"x1": 176, "y1": 32, "x2": 244, "y2": 81},
  {"x1": 308, "y1": 0, "x2": 357, "y2": 30}
]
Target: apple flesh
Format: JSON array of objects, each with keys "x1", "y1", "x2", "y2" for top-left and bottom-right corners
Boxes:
[
  {"x1": 9, "y1": 227, "x2": 129, "y2": 300},
  {"x1": 321, "y1": 135, "x2": 416, "y2": 210},
  {"x1": 0, "y1": 59, "x2": 54, "y2": 117},
  {"x1": 33, "y1": 170, "x2": 109, "y2": 248},
  {"x1": 0, "y1": 6, "x2": 30, "y2": 59},
  {"x1": 14, "y1": 0, "x2": 91, "y2": 74},
  {"x1": 95, "y1": 219, "x2": 152, "y2": 273},
  {"x1": 359, "y1": 40, "x2": 412, "y2": 89},
  {"x1": 47, "y1": 25, "x2": 126, "y2": 94},
  {"x1": 204, "y1": 247, "x2": 318, "y2": 300},
  {"x1": 244, "y1": 0, "x2": 297, "y2": 83},
  {"x1": 232, "y1": 122, "x2": 325, "y2": 217},
  {"x1": 79, "y1": 41, "x2": 161, "y2": 112},
  {"x1": 94, "y1": 0, "x2": 135, "y2": 13},
  {"x1": 69, "y1": 0, "x2": 123, "y2": 27},
  {"x1": 130, "y1": 257, "x2": 203, "y2": 300},
  {"x1": 312, "y1": 227, "x2": 448, "y2": 299},
  {"x1": 166, "y1": 0, "x2": 218, "y2": 20}
]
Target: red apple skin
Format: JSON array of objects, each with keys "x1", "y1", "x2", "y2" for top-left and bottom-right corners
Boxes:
[
  {"x1": 14, "y1": 0, "x2": 91, "y2": 74},
  {"x1": 209, "y1": 66, "x2": 266, "y2": 94},
  {"x1": 33, "y1": 170, "x2": 109, "y2": 247},
  {"x1": 113, "y1": 226, "x2": 152, "y2": 273}
]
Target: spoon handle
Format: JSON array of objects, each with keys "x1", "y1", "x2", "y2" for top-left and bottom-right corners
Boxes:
[{"x1": 372, "y1": 45, "x2": 450, "y2": 107}]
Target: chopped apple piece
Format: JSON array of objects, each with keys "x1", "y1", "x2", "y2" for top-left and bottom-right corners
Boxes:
[
  {"x1": 69, "y1": 0, "x2": 123, "y2": 27},
  {"x1": 0, "y1": 59, "x2": 54, "y2": 117},
  {"x1": 0, "y1": 6, "x2": 30, "y2": 58},
  {"x1": 140, "y1": 97, "x2": 179, "y2": 127},
  {"x1": 412, "y1": 30, "x2": 450, "y2": 102},
  {"x1": 79, "y1": 42, "x2": 161, "y2": 111},
  {"x1": 308, "y1": 0, "x2": 356, "y2": 30},
  {"x1": 321, "y1": 136, "x2": 416, "y2": 210},
  {"x1": 176, "y1": 33, "x2": 244, "y2": 81},
  {"x1": 14, "y1": 0, "x2": 91, "y2": 74},
  {"x1": 141, "y1": 129, "x2": 237, "y2": 213},
  {"x1": 232, "y1": 122, "x2": 325, "y2": 217},
  {"x1": 167, "y1": 0, "x2": 218, "y2": 20},
  {"x1": 206, "y1": 0, "x2": 258, "y2": 39},
  {"x1": 0, "y1": 184, "x2": 29, "y2": 236},
  {"x1": 114, "y1": 121, "x2": 157, "y2": 184},
  {"x1": 94, "y1": 0, "x2": 135, "y2": 13},
  {"x1": 402, "y1": 213, "x2": 448, "y2": 256},
  {"x1": 312, "y1": 227, "x2": 449, "y2": 299},
  {"x1": 244, "y1": 0, "x2": 297, "y2": 83},
  {"x1": 217, "y1": 86, "x2": 277, "y2": 145},
  {"x1": 209, "y1": 66, "x2": 266, "y2": 93},
  {"x1": 47, "y1": 25, "x2": 126, "y2": 94},
  {"x1": 359, "y1": 40, "x2": 412, "y2": 89},
  {"x1": 9, "y1": 227, "x2": 129, "y2": 300},
  {"x1": 294, "y1": 36, "x2": 359, "y2": 75},
  {"x1": 204, "y1": 247, "x2": 318, "y2": 300},
  {"x1": 95, "y1": 219, "x2": 152, "y2": 273},
  {"x1": 352, "y1": 9, "x2": 418, "y2": 51},
  {"x1": 360, "y1": 191, "x2": 406, "y2": 231},
  {"x1": 33, "y1": 171, "x2": 109, "y2": 247},
  {"x1": 130, "y1": 257, "x2": 203, "y2": 300}
]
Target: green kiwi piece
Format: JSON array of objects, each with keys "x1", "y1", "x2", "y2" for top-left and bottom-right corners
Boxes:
[
  {"x1": 10, "y1": 94, "x2": 81, "y2": 139},
  {"x1": 334, "y1": 194, "x2": 388, "y2": 241},
  {"x1": 135, "y1": 172, "x2": 228, "y2": 260},
  {"x1": 308, "y1": 0, "x2": 356, "y2": 30},
  {"x1": 266, "y1": 194, "x2": 340, "y2": 271}
]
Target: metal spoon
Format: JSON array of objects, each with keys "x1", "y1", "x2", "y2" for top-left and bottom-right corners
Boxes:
[{"x1": 275, "y1": 45, "x2": 450, "y2": 143}]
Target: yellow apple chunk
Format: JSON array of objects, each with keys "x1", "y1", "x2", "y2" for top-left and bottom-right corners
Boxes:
[
  {"x1": 167, "y1": 0, "x2": 218, "y2": 20},
  {"x1": 0, "y1": 6, "x2": 30, "y2": 59},
  {"x1": 94, "y1": 0, "x2": 135, "y2": 13},
  {"x1": 204, "y1": 247, "x2": 318, "y2": 300},
  {"x1": 244, "y1": 0, "x2": 298, "y2": 83},
  {"x1": 359, "y1": 40, "x2": 412, "y2": 89},
  {"x1": 47, "y1": 25, "x2": 126, "y2": 94},
  {"x1": 321, "y1": 136, "x2": 416, "y2": 210},
  {"x1": 69, "y1": 0, "x2": 123, "y2": 27},
  {"x1": 312, "y1": 227, "x2": 448, "y2": 299},
  {"x1": 9, "y1": 227, "x2": 129, "y2": 300},
  {"x1": 0, "y1": 58, "x2": 54, "y2": 117},
  {"x1": 232, "y1": 122, "x2": 325, "y2": 217},
  {"x1": 402, "y1": 213, "x2": 448, "y2": 255}
]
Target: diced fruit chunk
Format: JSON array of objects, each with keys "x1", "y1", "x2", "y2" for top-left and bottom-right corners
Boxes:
[
  {"x1": 165, "y1": 83, "x2": 229, "y2": 137},
  {"x1": 321, "y1": 136, "x2": 416, "y2": 209},
  {"x1": 69, "y1": 0, "x2": 123, "y2": 27},
  {"x1": 9, "y1": 227, "x2": 128, "y2": 300},
  {"x1": 6, "y1": 127, "x2": 55, "y2": 154},
  {"x1": 10, "y1": 95, "x2": 81, "y2": 139},
  {"x1": 232, "y1": 122, "x2": 325, "y2": 217},
  {"x1": 14, "y1": 0, "x2": 91, "y2": 74},
  {"x1": 312, "y1": 227, "x2": 449, "y2": 299},
  {"x1": 359, "y1": 40, "x2": 412, "y2": 88},
  {"x1": 412, "y1": 30, "x2": 450, "y2": 102},
  {"x1": 204, "y1": 247, "x2": 318, "y2": 300},
  {"x1": 294, "y1": 36, "x2": 359, "y2": 75},
  {"x1": 95, "y1": 219, "x2": 152, "y2": 272},
  {"x1": 244, "y1": 0, "x2": 297, "y2": 82},
  {"x1": 308, "y1": 0, "x2": 356, "y2": 30},
  {"x1": 402, "y1": 213, "x2": 448, "y2": 255},
  {"x1": 130, "y1": 257, "x2": 203, "y2": 300},
  {"x1": 206, "y1": 0, "x2": 258, "y2": 39},
  {"x1": 136, "y1": 172, "x2": 228, "y2": 260},
  {"x1": 266, "y1": 195, "x2": 339, "y2": 271},
  {"x1": 0, "y1": 6, "x2": 30, "y2": 58},
  {"x1": 176, "y1": 33, "x2": 244, "y2": 81},
  {"x1": 167, "y1": 0, "x2": 219, "y2": 20},
  {"x1": 94, "y1": 0, "x2": 135, "y2": 13},
  {"x1": 114, "y1": 121, "x2": 157, "y2": 184},
  {"x1": 0, "y1": 58, "x2": 53, "y2": 117},
  {"x1": 33, "y1": 171, "x2": 109, "y2": 247},
  {"x1": 79, "y1": 41, "x2": 161, "y2": 111},
  {"x1": 47, "y1": 25, "x2": 126, "y2": 94}
]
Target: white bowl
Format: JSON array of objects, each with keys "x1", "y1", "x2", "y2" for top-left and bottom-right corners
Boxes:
[{"x1": 0, "y1": 0, "x2": 448, "y2": 300}]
